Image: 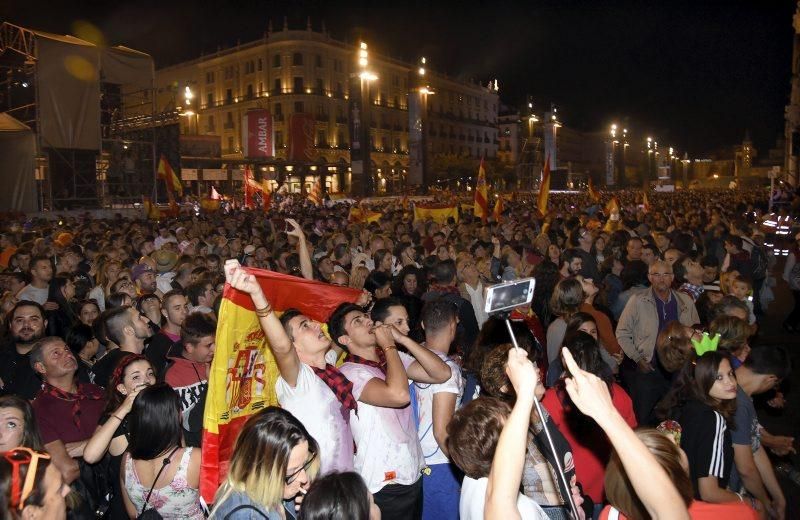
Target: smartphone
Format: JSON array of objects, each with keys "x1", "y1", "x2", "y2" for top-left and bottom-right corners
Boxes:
[{"x1": 484, "y1": 278, "x2": 536, "y2": 314}]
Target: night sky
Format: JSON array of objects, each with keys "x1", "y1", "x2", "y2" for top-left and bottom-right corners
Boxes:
[{"x1": 2, "y1": 0, "x2": 795, "y2": 157}]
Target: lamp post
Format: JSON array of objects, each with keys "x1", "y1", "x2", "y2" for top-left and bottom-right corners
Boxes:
[
  {"x1": 349, "y1": 42, "x2": 377, "y2": 197},
  {"x1": 410, "y1": 57, "x2": 433, "y2": 193},
  {"x1": 526, "y1": 100, "x2": 539, "y2": 190},
  {"x1": 607, "y1": 124, "x2": 618, "y2": 186}
]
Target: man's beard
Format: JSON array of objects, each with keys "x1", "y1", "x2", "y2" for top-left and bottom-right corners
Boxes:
[{"x1": 12, "y1": 328, "x2": 44, "y2": 346}]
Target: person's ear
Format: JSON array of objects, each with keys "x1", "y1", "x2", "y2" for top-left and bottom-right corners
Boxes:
[
  {"x1": 33, "y1": 361, "x2": 46, "y2": 376},
  {"x1": 337, "y1": 334, "x2": 351, "y2": 347},
  {"x1": 117, "y1": 383, "x2": 128, "y2": 395}
]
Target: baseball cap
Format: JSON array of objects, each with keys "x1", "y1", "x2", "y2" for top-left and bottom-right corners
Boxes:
[{"x1": 131, "y1": 263, "x2": 155, "y2": 281}]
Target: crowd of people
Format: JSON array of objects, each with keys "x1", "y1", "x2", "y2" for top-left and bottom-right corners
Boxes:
[{"x1": 0, "y1": 187, "x2": 796, "y2": 519}]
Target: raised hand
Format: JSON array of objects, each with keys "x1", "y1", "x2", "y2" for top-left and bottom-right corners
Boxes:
[
  {"x1": 226, "y1": 261, "x2": 264, "y2": 297},
  {"x1": 285, "y1": 218, "x2": 304, "y2": 239},
  {"x1": 505, "y1": 347, "x2": 537, "y2": 398},
  {"x1": 372, "y1": 323, "x2": 395, "y2": 349}
]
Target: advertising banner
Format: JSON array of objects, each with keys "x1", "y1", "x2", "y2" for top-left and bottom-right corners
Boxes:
[
  {"x1": 242, "y1": 110, "x2": 274, "y2": 159},
  {"x1": 287, "y1": 113, "x2": 315, "y2": 162}
]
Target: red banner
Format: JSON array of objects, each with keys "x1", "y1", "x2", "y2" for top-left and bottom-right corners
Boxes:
[
  {"x1": 242, "y1": 110, "x2": 274, "y2": 159},
  {"x1": 288, "y1": 113, "x2": 316, "y2": 162}
]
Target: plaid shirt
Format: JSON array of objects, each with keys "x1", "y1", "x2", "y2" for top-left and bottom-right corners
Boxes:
[
  {"x1": 344, "y1": 348, "x2": 387, "y2": 375},
  {"x1": 678, "y1": 282, "x2": 704, "y2": 302},
  {"x1": 311, "y1": 364, "x2": 358, "y2": 417}
]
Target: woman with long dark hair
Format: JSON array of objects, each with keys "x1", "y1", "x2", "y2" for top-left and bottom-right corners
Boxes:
[
  {"x1": 121, "y1": 383, "x2": 203, "y2": 519},
  {"x1": 210, "y1": 407, "x2": 320, "y2": 519},
  {"x1": 46, "y1": 276, "x2": 78, "y2": 338},
  {"x1": 298, "y1": 472, "x2": 380, "y2": 520},
  {"x1": 656, "y1": 351, "x2": 743, "y2": 506}
]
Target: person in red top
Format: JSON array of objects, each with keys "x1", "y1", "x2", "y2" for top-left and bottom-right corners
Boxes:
[
  {"x1": 542, "y1": 331, "x2": 637, "y2": 507},
  {"x1": 600, "y1": 428, "x2": 758, "y2": 520},
  {"x1": 164, "y1": 312, "x2": 215, "y2": 447},
  {"x1": 30, "y1": 336, "x2": 106, "y2": 484}
]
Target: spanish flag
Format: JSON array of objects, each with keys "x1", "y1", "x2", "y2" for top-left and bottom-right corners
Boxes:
[
  {"x1": 492, "y1": 196, "x2": 504, "y2": 223},
  {"x1": 142, "y1": 196, "x2": 161, "y2": 220},
  {"x1": 308, "y1": 179, "x2": 323, "y2": 206},
  {"x1": 157, "y1": 154, "x2": 183, "y2": 197},
  {"x1": 474, "y1": 158, "x2": 489, "y2": 222},
  {"x1": 348, "y1": 206, "x2": 382, "y2": 224},
  {"x1": 200, "y1": 198, "x2": 221, "y2": 212},
  {"x1": 588, "y1": 177, "x2": 601, "y2": 203},
  {"x1": 414, "y1": 203, "x2": 459, "y2": 224},
  {"x1": 642, "y1": 191, "x2": 650, "y2": 213},
  {"x1": 605, "y1": 196, "x2": 620, "y2": 215},
  {"x1": 201, "y1": 268, "x2": 362, "y2": 502},
  {"x1": 537, "y1": 154, "x2": 551, "y2": 217}
]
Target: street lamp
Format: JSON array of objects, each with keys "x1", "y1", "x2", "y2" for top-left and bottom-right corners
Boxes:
[{"x1": 351, "y1": 41, "x2": 378, "y2": 196}]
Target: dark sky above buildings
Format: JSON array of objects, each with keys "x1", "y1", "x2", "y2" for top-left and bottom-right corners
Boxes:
[{"x1": 2, "y1": 0, "x2": 795, "y2": 157}]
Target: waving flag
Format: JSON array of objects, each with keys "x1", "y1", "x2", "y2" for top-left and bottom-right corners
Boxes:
[
  {"x1": 201, "y1": 268, "x2": 362, "y2": 503},
  {"x1": 474, "y1": 158, "x2": 489, "y2": 222},
  {"x1": 588, "y1": 177, "x2": 601, "y2": 202},
  {"x1": 537, "y1": 154, "x2": 551, "y2": 217},
  {"x1": 492, "y1": 196, "x2": 504, "y2": 223},
  {"x1": 414, "y1": 203, "x2": 459, "y2": 224},
  {"x1": 642, "y1": 191, "x2": 651, "y2": 213},
  {"x1": 157, "y1": 154, "x2": 183, "y2": 197},
  {"x1": 605, "y1": 196, "x2": 620, "y2": 215},
  {"x1": 308, "y1": 179, "x2": 323, "y2": 206}
]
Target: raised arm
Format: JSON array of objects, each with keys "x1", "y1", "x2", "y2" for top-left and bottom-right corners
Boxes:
[
  {"x1": 484, "y1": 348, "x2": 536, "y2": 520},
  {"x1": 561, "y1": 347, "x2": 689, "y2": 520},
  {"x1": 226, "y1": 260, "x2": 301, "y2": 386},
  {"x1": 390, "y1": 327, "x2": 450, "y2": 384},
  {"x1": 286, "y1": 218, "x2": 314, "y2": 280},
  {"x1": 357, "y1": 325, "x2": 410, "y2": 408},
  {"x1": 84, "y1": 387, "x2": 141, "y2": 463}
]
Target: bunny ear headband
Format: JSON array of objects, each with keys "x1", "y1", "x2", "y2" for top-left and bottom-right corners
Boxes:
[{"x1": 691, "y1": 332, "x2": 720, "y2": 356}]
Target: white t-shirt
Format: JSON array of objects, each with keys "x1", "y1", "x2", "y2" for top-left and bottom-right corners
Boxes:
[
  {"x1": 414, "y1": 352, "x2": 463, "y2": 466},
  {"x1": 460, "y1": 476, "x2": 548, "y2": 520},
  {"x1": 339, "y1": 352, "x2": 424, "y2": 493},
  {"x1": 17, "y1": 284, "x2": 48, "y2": 305},
  {"x1": 275, "y1": 363, "x2": 354, "y2": 475}
]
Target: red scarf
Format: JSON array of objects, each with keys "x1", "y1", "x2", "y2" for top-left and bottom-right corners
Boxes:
[
  {"x1": 428, "y1": 284, "x2": 461, "y2": 296},
  {"x1": 39, "y1": 382, "x2": 103, "y2": 429},
  {"x1": 311, "y1": 364, "x2": 358, "y2": 418},
  {"x1": 345, "y1": 348, "x2": 387, "y2": 375}
]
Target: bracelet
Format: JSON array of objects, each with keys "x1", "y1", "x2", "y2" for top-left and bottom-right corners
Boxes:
[
  {"x1": 255, "y1": 304, "x2": 273, "y2": 318},
  {"x1": 735, "y1": 492, "x2": 744, "y2": 502},
  {"x1": 381, "y1": 345, "x2": 397, "y2": 352},
  {"x1": 111, "y1": 414, "x2": 124, "y2": 422}
]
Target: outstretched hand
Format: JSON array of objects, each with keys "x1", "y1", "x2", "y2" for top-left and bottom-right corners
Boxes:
[
  {"x1": 562, "y1": 347, "x2": 615, "y2": 421},
  {"x1": 225, "y1": 259, "x2": 264, "y2": 297}
]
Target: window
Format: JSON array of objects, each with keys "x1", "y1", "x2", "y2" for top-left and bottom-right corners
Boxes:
[
  {"x1": 206, "y1": 92, "x2": 213, "y2": 107},
  {"x1": 293, "y1": 77, "x2": 304, "y2": 93},
  {"x1": 275, "y1": 131, "x2": 284, "y2": 148},
  {"x1": 292, "y1": 53, "x2": 303, "y2": 66},
  {"x1": 227, "y1": 136, "x2": 234, "y2": 152},
  {"x1": 315, "y1": 54, "x2": 323, "y2": 67},
  {"x1": 393, "y1": 138, "x2": 400, "y2": 151},
  {"x1": 225, "y1": 88, "x2": 233, "y2": 104},
  {"x1": 317, "y1": 129, "x2": 327, "y2": 146},
  {"x1": 294, "y1": 101, "x2": 304, "y2": 113},
  {"x1": 317, "y1": 78, "x2": 324, "y2": 93},
  {"x1": 274, "y1": 103, "x2": 282, "y2": 117},
  {"x1": 273, "y1": 54, "x2": 281, "y2": 67},
  {"x1": 381, "y1": 136, "x2": 389, "y2": 150},
  {"x1": 205, "y1": 71, "x2": 214, "y2": 84},
  {"x1": 258, "y1": 58, "x2": 262, "y2": 71},
  {"x1": 225, "y1": 112, "x2": 234, "y2": 127},
  {"x1": 392, "y1": 75, "x2": 398, "y2": 87},
  {"x1": 394, "y1": 96, "x2": 399, "y2": 108},
  {"x1": 336, "y1": 82, "x2": 343, "y2": 96},
  {"x1": 207, "y1": 115, "x2": 215, "y2": 132},
  {"x1": 274, "y1": 78, "x2": 281, "y2": 93},
  {"x1": 246, "y1": 84, "x2": 254, "y2": 99},
  {"x1": 337, "y1": 129, "x2": 345, "y2": 146}
]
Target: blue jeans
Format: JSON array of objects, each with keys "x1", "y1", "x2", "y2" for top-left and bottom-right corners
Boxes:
[{"x1": 422, "y1": 463, "x2": 462, "y2": 520}]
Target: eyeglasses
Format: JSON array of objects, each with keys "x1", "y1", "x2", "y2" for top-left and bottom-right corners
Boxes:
[
  {"x1": 4, "y1": 448, "x2": 51, "y2": 510},
  {"x1": 285, "y1": 451, "x2": 316, "y2": 484},
  {"x1": 649, "y1": 272, "x2": 674, "y2": 278}
]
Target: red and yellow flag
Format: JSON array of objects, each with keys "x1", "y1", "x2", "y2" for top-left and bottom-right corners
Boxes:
[
  {"x1": 157, "y1": 154, "x2": 183, "y2": 197},
  {"x1": 474, "y1": 158, "x2": 489, "y2": 222},
  {"x1": 414, "y1": 203, "x2": 459, "y2": 224},
  {"x1": 588, "y1": 177, "x2": 601, "y2": 202},
  {"x1": 200, "y1": 198, "x2": 221, "y2": 212},
  {"x1": 308, "y1": 179, "x2": 323, "y2": 206},
  {"x1": 492, "y1": 196, "x2": 504, "y2": 223},
  {"x1": 642, "y1": 191, "x2": 650, "y2": 213},
  {"x1": 348, "y1": 206, "x2": 382, "y2": 224},
  {"x1": 537, "y1": 154, "x2": 551, "y2": 217},
  {"x1": 201, "y1": 268, "x2": 361, "y2": 503},
  {"x1": 605, "y1": 196, "x2": 620, "y2": 215},
  {"x1": 142, "y1": 196, "x2": 161, "y2": 220}
]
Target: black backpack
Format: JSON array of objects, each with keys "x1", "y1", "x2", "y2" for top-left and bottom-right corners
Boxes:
[{"x1": 751, "y1": 245, "x2": 768, "y2": 280}]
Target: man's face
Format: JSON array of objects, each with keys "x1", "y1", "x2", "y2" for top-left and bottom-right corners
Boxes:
[
  {"x1": 141, "y1": 241, "x2": 155, "y2": 255},
  {"x1": 30, "y1": 260, "x2": 53, "y2": 283},
  {"x1": 702, "y1": 265, "x2": 719, "y2": 284},
  {"x1": 199, "y1": 284, "x2": 217, "y2": 306},
  {"x1": 626, "y1": 240, "x2": 642, "y2": 261},
  {"x1": 640, "y1": 248, "x2": 656, "y2": 266},
  {"x1": 10, "y1": 305, "x2": 45, "y2": 344},
  {"x1": 15, "y1": 254, "x2": 30, "y2": 271},
  {"x1": 664, "y1": 249, "x2": 681, "y2": 265},
  {"x1": 130, "y1": 308, "x2": 154, "y2": 340},
  {"x1": 287, "y1": 314, "x2": 330, "y2": 355},
  {"x1": 577, "y1": 229, "x2": 592, "y2": 250},
  {"x1": 567, "y1": 257, "x2": 582, "y2": 276},
  {"x1": 163, "y1": 295, "x2": 189, "y2": 327},
  {"x1": 36, "y1": 340, "x2": 77, "y2": 380},
  {"x1": 136, "y1": 271, "x2": 157, "y2": 294},
  {"x1": 206, "y1": 258, "x2": 220, "y2": 272},
  {"x1": 341, "y1": 310, "x2": 376, "y2": 350},
  {"x1": 186, "y1": 336, "x2": 216, "y2": 364},
  {"x1": 318, "y1": 257, "x2": 334, "y2": 278},
  {"x1": 648, "y1": 266, "x2": 674, "y2": 293},
  {"x1": 683, "y1": 258, "x2": 704, "y2": 281},
  {"x1": 432, "y1": 235, "x2": 445, "y2": 248},
  {"x1": 330, "y1": 271, "x2": 350, "y2": 287},
  {"x1": 655, "y1": 234, "x2": 671, "y2": 251}
]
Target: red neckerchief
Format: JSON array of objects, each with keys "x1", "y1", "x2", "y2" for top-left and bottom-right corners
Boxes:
[
  {"x1": 38, "y1": 382, "x2": 103, "y2": 429},
  {"x1": 345, "y1": 348, "x2": 387, "y2": 375},
  {"x1": 311, "y1": 364, "x2": 358, "y2": 418},
  {"x1": 429, "y1": 284, "x2": 461, "y2": 296}
]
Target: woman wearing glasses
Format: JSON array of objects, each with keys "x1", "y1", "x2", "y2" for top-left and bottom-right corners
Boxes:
[
  {"x1": 0, "y1": 448, "x2": 70, "y2": 520},
  {"x1": 210, "y1": 406, "x2": 319, "y2": 519}
]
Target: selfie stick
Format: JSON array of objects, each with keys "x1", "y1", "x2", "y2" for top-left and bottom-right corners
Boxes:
[{"x1": 503, "y1": 317, "x2": 581, "y2": 520}]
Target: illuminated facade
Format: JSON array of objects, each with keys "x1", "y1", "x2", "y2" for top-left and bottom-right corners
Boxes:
[{"x1": 154, "y1": 23, "x2": 499, "y2": 194}]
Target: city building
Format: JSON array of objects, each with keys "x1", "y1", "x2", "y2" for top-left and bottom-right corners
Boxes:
[{"x1": 154, "y1": 20, "x2": 499, "y2": 195}]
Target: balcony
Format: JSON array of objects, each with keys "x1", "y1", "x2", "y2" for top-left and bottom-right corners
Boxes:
[
  {"x1": 223, "y1": 122, "x2": 235, "y2": 130},
  {"x1": 316, "y1": 113, "x2": 330, "y2": 122}
]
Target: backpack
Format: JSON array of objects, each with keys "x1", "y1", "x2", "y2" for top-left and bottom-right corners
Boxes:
[{"x1": 751, "y1": 245, "x2": 768, "y2": 280}]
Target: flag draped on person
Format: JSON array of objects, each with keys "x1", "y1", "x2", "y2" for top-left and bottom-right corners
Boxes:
[
  {"x1": 414, "y1": 202, "x2": 459, "y2": 224},
  {"x1": 537, "y1": 154, "x2": 551, "y2": 217},
  {"x1": 157, "y1": 155, "x2": 183, "y2": 197},
  {"x1": 588, "y1": 177, "x2": 601, "y2": 202},
  {"x1": 308, "y1": 179, "x2": 323, "y2": 206},
  {"x1": 473, "y1": 157, "x2": 489, "y2": 222},
  {"x1": 201, "y1": 268, "x2": 361, "y2": 502}
]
